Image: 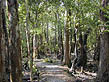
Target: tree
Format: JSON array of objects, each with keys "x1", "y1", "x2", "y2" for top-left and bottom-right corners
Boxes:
[
  {"x1": 98, "y1": 0, "x2": 109, "y2": 82},
  {"x1": 0, "y1": 0, "x2": 4, "y2": 81},
  {"x1": 8, "y1": 0, "x2": 22, "y2": 82},
  {"x1": 63, "y1": 9, "x2": 72, "y2": 68},
  {"x1": 0, "y1": 0, "x2": 9, "y2": 81},
  {"x1": 2, "y1": 0, "x2": 10, "y2": 81}
]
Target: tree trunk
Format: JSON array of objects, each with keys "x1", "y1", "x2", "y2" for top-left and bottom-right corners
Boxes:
[
  {"x1": 33, "y1": 11, "x2": 38, "y2": 59},
  {"x1": 2, "y1": 0, "x2": 10, "y2": 81},
  {"x1": 60, "y1": 29, "x2": 64, "y2": 62},
  {"x1": 25, "y1": 0, "x2": 31, "y2": 60},
  {"x1": 57, "y1": 12, "x2": 63, "y2": 59},
  {"x1": 63, "y1": 10, "x2": 71, "y2": 68},
  {"x1": 98, "y1": 0, "x2": 109, "y2": 82},
  {"x1": 46, "y1": 23, "x2": 49, "y2": 43},
  {"x1": 57, "y1": 13, "x2": 61, "y2": 49},
  {"x1": 93, "y1": 35, "x2": 100, "y2": 71},
  {"x1": 70, "y1": 29, "x2": 75, "y2": 55},
  {"x1": 33, "y1": 34, "x2": 37, "y2": 58},
  {"x1": 98, "y1": 32, "x2": 109, "y2": 82},
  {"x1": 54, "y1": 24, "x2": 57, "y2": 56},
  {"x1": 79, "y1": 32, "x2": 87, "y2": 70},
  {"x1": 29, "y1": 35, "x2": 33, "y2": 82},
  {"x1": 8, "y1": 0, "x2": 22, "y2": 82},
  {"x1": 54, "y1": 13, "x2": 58, "y2": 58},
  {"x1": 69, "y1": 27, "x2": 78, "y2": 72},
  {"x1": 0, "y1": 0, "x2": 4, "y2": 81},
  {"x1": 25, "y1": 0, "x2": 34, "y2": 81}
]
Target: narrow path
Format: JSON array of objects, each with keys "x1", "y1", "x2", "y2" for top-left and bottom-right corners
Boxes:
[
  {"x1": 23, "y1": 59, "x2": 96, "y2": 82},
  {"x1": 36, "y1": 59, "x2": 75, "y2": 82}
]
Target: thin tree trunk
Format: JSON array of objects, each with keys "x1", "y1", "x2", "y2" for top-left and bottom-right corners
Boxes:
[
  {"x1": 30, "y1": 10, "x2": 39, "y2": 82},
  {"x1": 70, "y1": 29, "x2": 74, "y2": 54},
  {"x1": 0, "y1": 0, "x2": 4, "y2": 81},
  {"x1": 54, "y1": 24, "x2": 57, "y2": 56},
  {"x1": 25, "y1": 0, "x2": 30, "y2": 60},
  {"x1": 33, "y1": 11, "x2": 38, "y2": 59},
  {"x1": 54, "y1": 13, "x2": 58, "y2": 57},
  {"x1": 60, "y1": 30, "x2": 64, "y2": 62},
  {"x1": 57, "y1": 13, "x2": 61, "y2": 49},
  {"x1": 25, "y1": 0, "x2": 33, "y2": 81},
  {"x1": 70, "y1": 27, "x2": 78, "y2": 72},
  {"x1": 63, "y1": 10, "x2": 71, "y2": 68},
  {"x1": 30, "y1": 35, "x2": 33, "y2": 82},
  {"x1": 46, "y1": 23, "x2": 49, "y2": 43},
  {"x1": 69, "y1": 9, "x2": 74, "y2": 55},
  {"x1": 57, "y1": 12, "x2": 62, "y2": 59},
  {"x1": 33, "y1": 34, "x2": 36, "y2": 58}
]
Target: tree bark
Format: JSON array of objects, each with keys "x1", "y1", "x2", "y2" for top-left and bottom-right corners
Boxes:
[
  {"x1": 25, "y1": 0, "x2": 34, "y2": 81},
  {"x1": 60, "y1": 30, "x2": 64, "y2": 61},
  {"x1": 54, "y1": 24, "x2": 57, "y2": 56},
  {"x1": 57, "y1": 12, "x2": 63, "y2": 60},
  {"x1": 0, "y1": 0, "x2": 4, "y2": 81},
  {"x1": 98, "y1": 32, "x2": 109, "y2": 82},
  {"x1": 98, "y1": 0, "x2": 109, "y2": 82},
  {"x1": 79, "y1": 32, "x2": 87, "y2": 70},
  {"x1": 63, "y1": 10, "x2": 71, "y2": 68},
  {"x1": 2, "y1": 0, "x2": 10, "y2": 81},
  {"x1": 70, "y1": 29, "x2": 75, "y2": 55},
  {"x1": 46, "y1": 22, "x2": 49, "y2": 43},
  {"x1": 33, "y1": 10, "x2": 38, "y2": 58},
  {"x1": 25, "y1": 0, "x2": 31, "y2": 59},
  {"x1": 8, "y1": 0, "x2": 22, "y2": 82}
]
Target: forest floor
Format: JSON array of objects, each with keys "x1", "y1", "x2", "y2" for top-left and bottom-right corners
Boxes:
[
  {"x1": 36, "y1": 59, "x2": 75, "y2": 82},
  {"x1": 35, "y1": 58, "x2": 97, "y2": 82},
  {"x1": 23, "y1": 56, "x2": 97, "y2": 82}
]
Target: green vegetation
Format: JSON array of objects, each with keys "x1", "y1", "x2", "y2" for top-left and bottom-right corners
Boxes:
[{"x1": 0, "y1": 0, "x2": 109, "y2": 82}]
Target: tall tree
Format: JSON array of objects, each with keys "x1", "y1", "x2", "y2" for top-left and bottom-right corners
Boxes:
[
  {"x1": 2, "y1": 0, "x2": 10, "y2": 81},
  {"x1": 25, "y1": 0, "x2": 31, "y2": 60},
  {"x1": 8, "y1": 0, "x2": 22, "y2": 82},
  {"x1": 63, "y1": 9, "x2": 71, "y2": 68},
  {"x1": 25, "y1": 0, "x2": 33, "y2": 81},
  {"x1": 0, "y1": 0, "x2": 4, "y2": 81},
  {"x1": 98, "y1": 0, "x2": 109, "y2": 82},
  {"x1": 46, "y1": 22, "x2": 49, "y2": 43},
  {"x1": 0, "y1": 0, "x2": 8, "y2": 81}
]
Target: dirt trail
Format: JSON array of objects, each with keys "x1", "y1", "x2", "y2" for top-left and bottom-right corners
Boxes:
[
  {"x1": 36, "y1": 59, "x2": 75, "y2": 82},
  {"x1": 23, "y1": 59, "x2": 96, "y2": 82},
  {"x1": 35, "y1": 58, "x2": 97, "y2": 82}
]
